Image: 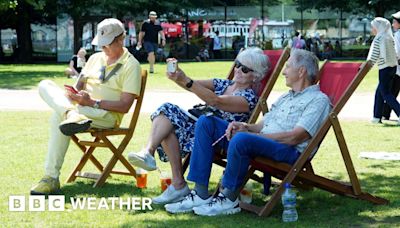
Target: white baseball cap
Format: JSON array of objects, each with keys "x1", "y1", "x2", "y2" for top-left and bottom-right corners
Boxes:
[
  {"x1": 392, "y1": 11, "x2": 400, "y2": 20},
  {"x1": 149, "y1": 11, "x2": 157, "y2": 17},
  {"x1": 92, "y1": 18, "x2": 125, "y2": 46}
]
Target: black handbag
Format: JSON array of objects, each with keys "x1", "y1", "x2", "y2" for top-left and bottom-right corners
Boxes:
[{"x1": 188, "y1": 104, "x2": 222, "y2": 119}]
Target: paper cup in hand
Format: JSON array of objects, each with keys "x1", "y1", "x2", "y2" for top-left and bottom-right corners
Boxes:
[{"x1": 167, "y1": 59, "x2": 177, "y2": 73}]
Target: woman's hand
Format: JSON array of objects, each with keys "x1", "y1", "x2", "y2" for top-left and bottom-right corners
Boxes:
[
  {"x1": 66, "y1": 90, "x2": 94, "y2": 107},
  {"x1": 225, "y1": 121, "x2": 248, "y2": 140},
  {"x1": 166, "y1": 68, "x2": 191, "y2": 88}
]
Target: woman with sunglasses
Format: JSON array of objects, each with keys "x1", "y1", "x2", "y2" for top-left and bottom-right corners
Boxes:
[{"x1": 128, "y1": 47, "x2": 270, "y2": 204}]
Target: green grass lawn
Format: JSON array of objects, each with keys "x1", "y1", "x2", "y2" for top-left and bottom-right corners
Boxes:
[
  {"x1": 0, "y1": 61, "x2": 379, "y2": 92},
  {"x1": 1, "y1": 111, "x2": 399, "y2": 227}
]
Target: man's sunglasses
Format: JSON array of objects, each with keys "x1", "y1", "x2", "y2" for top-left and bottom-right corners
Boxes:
[{"x1": 234, "y1": 60, "x2": 254, "y2": 74}]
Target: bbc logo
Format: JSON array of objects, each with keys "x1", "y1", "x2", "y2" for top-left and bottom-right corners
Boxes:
[{"x1": 9, "y1": 195, "x2": 65, "y2": 212}]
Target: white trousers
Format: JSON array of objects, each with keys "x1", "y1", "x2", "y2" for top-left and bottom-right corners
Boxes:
[{"x1": 38, "y1": 80, "x2": 116, "y2": 178}]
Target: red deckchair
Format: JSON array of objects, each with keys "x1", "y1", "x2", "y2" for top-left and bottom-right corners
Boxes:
[{"x1": 239, "y1": 61, "x2": 388, "y2": 217}]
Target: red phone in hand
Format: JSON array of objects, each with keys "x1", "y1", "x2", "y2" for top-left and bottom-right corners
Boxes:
[{"x1": 64, "y1": 85, "x2": 78, "y2": 94}]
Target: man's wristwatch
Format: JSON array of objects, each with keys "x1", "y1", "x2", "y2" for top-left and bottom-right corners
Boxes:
[
  {"x1": 93, "y1": 100, "x2": 101, "y2": 109},
  {"x1": 185, "y1": 79, "x2": 194, "y2": 89}
]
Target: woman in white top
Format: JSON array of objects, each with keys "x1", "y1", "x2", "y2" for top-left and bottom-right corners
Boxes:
[
  {"x1": 382, "y1": 12, "x2": 400, "y2": 120},
  {"x1": 367, "y1": 17, "x2": 400, "y2": 125}
]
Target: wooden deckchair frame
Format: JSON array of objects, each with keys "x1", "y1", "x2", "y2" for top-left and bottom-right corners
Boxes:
[
  {"x1": 66, "y1": 70, "x2": 148, "y2": 187},
  {"x1": 239, "y1": 60, "x2": 389, "y2": 217}
]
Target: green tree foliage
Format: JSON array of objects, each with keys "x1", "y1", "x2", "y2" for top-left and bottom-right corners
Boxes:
[
  {"x1": 291, "y1": 0, "x2": 400, "y2": 16},
  {"x1": 56, "y1": 0, "x2": 217, "y2": 52},
  {"x1": 355, "y1": 0, "x2": 400, "y2": 17},
  {"x1": 0, "y1": 0, "x2": 56, "y2": 62}
]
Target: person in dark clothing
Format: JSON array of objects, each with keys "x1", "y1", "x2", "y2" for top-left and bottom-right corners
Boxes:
[
  {"x1": 137, "y1": 11, "x2": 166, "y2": 73},
  {"x1": 64, "y1": 48, "x2": 86, "y2": 78},
  {"x1": 213, "y1": 31, "x2": 222, "y2": 59},
  {"x1": 382, "y1": 12, "x2": 400, "y2": 120}
]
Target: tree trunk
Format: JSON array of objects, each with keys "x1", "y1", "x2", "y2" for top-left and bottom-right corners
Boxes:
[
  {"x1": 16, "y1": 1, "x2": 33, "y2": 63},
  {"x1": 73, "y1": 18, "x2": 84, "y2": 54},
  {"x1": 374, "y1": 4, "x2": 385, "y2": 17}
]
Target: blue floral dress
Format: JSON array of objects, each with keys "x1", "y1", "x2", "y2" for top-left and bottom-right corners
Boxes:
[{"x1": 150, "y1": 78, "x2": 258, "y2": 162}]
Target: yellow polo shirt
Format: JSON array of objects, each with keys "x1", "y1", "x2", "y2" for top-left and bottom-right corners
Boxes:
[{"x1": 80, "y1": 47, "x2": 141, "y2": 125}]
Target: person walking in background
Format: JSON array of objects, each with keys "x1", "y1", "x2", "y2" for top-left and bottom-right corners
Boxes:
[
  {"x1": 291, "y1": 31, "x2": 305, "y2": 49},
  {"x1": 213, "y1": 31, "x2": 222, "y2": 59},
  {"x1": 137, "y1": 11, "x2": 166, "y2": 73},
  {"x1": 367, "y1": 17, "x2": 400, "y2": 125},
  {"x1": 382, "y1": 11, "x2": 400, "y2": 120},
  {"x1": 64, "y1": 48, "x2": 86, "y2": 78}
]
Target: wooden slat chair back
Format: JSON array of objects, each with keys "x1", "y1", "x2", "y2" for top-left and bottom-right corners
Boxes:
[
  {"x1": 239, "y1": 61, "x2": 389, "y2": 217},
  {"x1": 66, "y1": 69, "x2": 148, "y2": 187}
]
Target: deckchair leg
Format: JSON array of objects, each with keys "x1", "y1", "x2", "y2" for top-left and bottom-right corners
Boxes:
[
  {"x1": 95, "y1": 155, "x2": 118, "y2": 187},
  {"x1": 293, "y1": 163, "x2": 314, "y2": 191},
  {"x1": 116, "y1": 154, "x2": 137, "y2": 177},
  {"x1": 66, "y1": 145, "x2": 97, "y2": 183},
  {"x1": 71, "y1": 135, "x2": 104, "y2": 172},
  {"x1": 182, "y1": 153, "x2": 190, "y2": 174},
  {"x1": 93, "y1": 136, "x2": 134, "y2": 187},
  {"x1": 330, "y1": 114, "x2": 361, "y2": 195},
  {"x1": 240, "y1": 169, "x2": 284, "y2": 217}
]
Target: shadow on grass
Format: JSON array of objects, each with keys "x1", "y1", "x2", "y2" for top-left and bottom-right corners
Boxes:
[
  {"x1": 230, "y1": 169, "x2": 400, "y2": 224},
  {"x1": 61, "y1": 180, "x2": 162, "y2": 201},
  {"x1": 56, "y1": 162, "x2": 400, "y2": 225},
  {"x1": 119, "y1": 213, "x2": 261, "y2": 228},
  {"x1": 0, "y1": 70, "x2": 63, "y2": 89},
  {"x1": 382, "y1": 122, "x2": 400, "y2": 128}
]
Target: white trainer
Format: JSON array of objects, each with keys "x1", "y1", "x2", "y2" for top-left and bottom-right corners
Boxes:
[
  {"x1": 165, "y1": 190, "x2": 212, "y2": 214},
  {"x1": 193, "y1": 193, "x2": 240, "y2": 216},
  {"x1": 127, "y1": 149, "x2": 157, "y2": 171},
  {"x1": 152, "y1": 184, "x2": 190, "y2": 205},
  {"x1": 371, "y1": 117, "x2": 382, "y2": 124}
]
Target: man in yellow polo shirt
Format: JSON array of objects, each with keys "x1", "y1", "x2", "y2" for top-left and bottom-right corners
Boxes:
[{"x1": 30, "y1": 18, "x2": 141, "y2": 195}]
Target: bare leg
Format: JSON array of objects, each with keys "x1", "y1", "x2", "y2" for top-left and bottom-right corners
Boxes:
[
  {"x1": 146, "y1": 114, "x2": 174, "y2": 156},
  {"x1": 161, "y1": 132, "x2": 186, "y2": 190},
  {"x1": 148, "y1": 52, "x2": 155, "y2": 71}
]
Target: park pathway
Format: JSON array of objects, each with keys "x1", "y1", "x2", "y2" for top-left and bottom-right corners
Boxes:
[{"x1": 0, "y1": 89, "x2": 385, "y2": 121}]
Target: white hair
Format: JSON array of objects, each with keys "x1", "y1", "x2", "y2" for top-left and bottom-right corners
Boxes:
[
  {"x1": 290, "y1": 49, "x2": 319, "y2": 83},
  {"x1": 236, "y1": 47, "x2": 270, "y2": 82}
]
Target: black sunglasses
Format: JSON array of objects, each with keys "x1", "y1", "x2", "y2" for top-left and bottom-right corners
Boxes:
[{"x1": 234, "y1": 60, "x2": 254, "y2": 74}]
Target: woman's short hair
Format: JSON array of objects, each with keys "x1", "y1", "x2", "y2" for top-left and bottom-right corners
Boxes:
[
  {"x1": 236, "y1": 47, "x2": 270, "y2": 82},
  {"x1": 290, "y1": 49, "x2": 319, "y2": 83}
]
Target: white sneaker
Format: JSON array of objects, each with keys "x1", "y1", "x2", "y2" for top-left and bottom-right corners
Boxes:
[
  {"x1": 127, "y1": 149, "x2": 157, "y2": 171},
  {"x1": 152, "y1": 184, "x2": 190, "y2": 205},
  {"x1": 165, "y1": 190, "x2": 212, "y2": 213},
  {"x1": 193, "y1": 193, "x2": 240, "y2": 216},
  {"x1": 371, "y1": 117, "x2": 382, "y2": 124}
]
